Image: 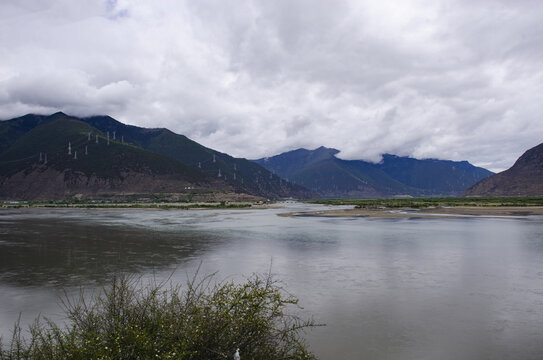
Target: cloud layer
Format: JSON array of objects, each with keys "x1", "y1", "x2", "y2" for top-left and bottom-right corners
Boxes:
[{"x1": 1, "y1": 0, "x2": 543, "y2": 171}]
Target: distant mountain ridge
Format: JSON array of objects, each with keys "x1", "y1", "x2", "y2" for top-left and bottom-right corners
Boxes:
[
  {"x1": 463, "y1": 142, "x2": 543, "y2": 197},
  {"x1": 255, "y1": 147, "x2": 493, "y2": 198},
  {"x1": 0, "y1": 113, "x2": 313, "y2": 200},
  {"x1": 81, "y1": 115, "x2": 313, "y2": 199}
]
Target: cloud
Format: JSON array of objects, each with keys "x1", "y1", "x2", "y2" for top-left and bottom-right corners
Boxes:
[{"x1": 1, "y1": 0, "x2": 543, "y2": 171}]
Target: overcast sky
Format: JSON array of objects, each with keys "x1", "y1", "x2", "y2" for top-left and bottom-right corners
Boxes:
[{"x1": 1, "y1": 0, "x2": 542, "y2": 171}]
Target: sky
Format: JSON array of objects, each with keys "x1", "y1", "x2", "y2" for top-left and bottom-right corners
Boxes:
[{"x1": 1, "y1": 0, "x2": 542, "y2": 172}]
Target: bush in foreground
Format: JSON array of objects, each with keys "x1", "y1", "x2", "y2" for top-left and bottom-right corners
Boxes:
[{"x1": 1, "y1": 273, "x2": 318, "y2": 360}]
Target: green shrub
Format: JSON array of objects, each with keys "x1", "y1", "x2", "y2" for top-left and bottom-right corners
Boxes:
[{"x1": 1, "y1": 273, "x2": 318, "y2": 360}]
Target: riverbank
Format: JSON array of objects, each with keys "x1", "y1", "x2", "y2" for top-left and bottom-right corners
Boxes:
[
  {"x1": 279, "y1": 206, "x2": 543, "y2": 218},
  {"x1": 0, "y1": 201, "x2": 262, "y2": 210}
]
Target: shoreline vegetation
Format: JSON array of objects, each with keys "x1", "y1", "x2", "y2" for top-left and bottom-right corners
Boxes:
[
  {"x1": 0, "y1": 273, "x2": 318, "y2": 360},
  {"x1": 0, "y1": 201, "x2": 259, "y2": 210},
  {"x1": 3, "y1": 196, "x2": 543, "y2": 217},
  {"x1": 0, "y1": 190, "x2": 269, "y2": 209},
  {"x1": 313, "y1": 196, "x2": 543, "y2": 208},
  {"x1": 290, "y1": 197, "x2": 543, "y2": 218}
]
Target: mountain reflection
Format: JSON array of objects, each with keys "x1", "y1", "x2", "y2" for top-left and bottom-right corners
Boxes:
[{"x1": 0, "y1": 215, "x2": 214, "y2": 287}]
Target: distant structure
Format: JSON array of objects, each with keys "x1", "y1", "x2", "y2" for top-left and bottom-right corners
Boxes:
[
  {"x1": 68, "y1": 142, "x2": 72, "y2": 155},
  {"x1": 74, "y1": 151, "x2": 77, "y2": 160}
]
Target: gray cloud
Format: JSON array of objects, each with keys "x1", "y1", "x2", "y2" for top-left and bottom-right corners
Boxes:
[{"x1": 1, "y1": 0, "x2": 543, "y2": 171}]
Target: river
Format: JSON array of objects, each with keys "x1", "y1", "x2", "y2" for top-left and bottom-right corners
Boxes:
[{"x1": 1, "y1": 202, "x2": 543, "y2": 359}]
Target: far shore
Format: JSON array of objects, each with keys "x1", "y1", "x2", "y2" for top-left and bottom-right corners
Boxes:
[
  {"x1": 4, "y1": 200, "x2": 543, "y2": 218},
  {"x1": 0, "y1": 201, "x2": 264, "y2": 210},
  {"x1": 279, "y1": 206, "x2": 543, "y2": 218}
]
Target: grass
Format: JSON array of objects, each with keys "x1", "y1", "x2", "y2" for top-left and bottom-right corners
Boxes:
[
  {"x1": 1, "y1": 201, "x2": 254, "y2": 209},
  {"x1": 0, "y1": 272, "x2": 319, "y2": 360},
  {"x1": 313, "y1": 196, "x2": 543, "y2": 208}
]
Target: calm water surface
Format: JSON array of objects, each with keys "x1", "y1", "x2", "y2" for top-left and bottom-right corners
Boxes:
[{"x1": 1, "y1": 203, "x2": 543, "y2": 359}]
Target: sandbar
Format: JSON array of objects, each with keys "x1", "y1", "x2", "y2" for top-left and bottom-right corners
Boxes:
[{"x1": 279, "y1": 206, "x2": 543, "y2": 218}]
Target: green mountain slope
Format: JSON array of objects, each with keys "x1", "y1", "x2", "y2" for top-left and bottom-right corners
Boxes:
[
  {"x1": 0, "y1": 113, "x2": 227, "y2": 200},
  {"x1": 82, "y1": 116, "x2": 314, "y2": 199},
  {"x1": 0, "y1": 113, "x2": 50, "y2": 154}
]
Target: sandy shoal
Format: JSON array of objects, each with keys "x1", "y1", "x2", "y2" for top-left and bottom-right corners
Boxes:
[{"x1": 279, "y1": 206, "x2": 543, "y2": 218}]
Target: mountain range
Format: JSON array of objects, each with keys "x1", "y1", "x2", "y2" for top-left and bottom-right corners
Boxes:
[
  {"x1": 6, "y1": 111, "x2": 533, "y2": 201},
  {"x1": 254, "y1": 146, "x2": 494, "y2": 197},
  {"x1": 463, "y1": 142, "x2": 543, "y2": 197},
  {"x1": 0, "y1": 113, "x2": 313, "y2": 201}
]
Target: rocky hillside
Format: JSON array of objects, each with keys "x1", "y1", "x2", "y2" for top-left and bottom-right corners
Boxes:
[{"x1": 463, "y1": 142, "x2": 543, "y2": 197}]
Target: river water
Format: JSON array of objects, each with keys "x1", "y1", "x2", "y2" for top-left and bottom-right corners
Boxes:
[{"x1": 1, "y1": 203, "x2": 543, "y2": 359}]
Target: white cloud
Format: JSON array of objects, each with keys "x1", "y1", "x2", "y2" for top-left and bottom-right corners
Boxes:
[{"x1": 1, "y1": 0, "x2": 543, "y2": 171}]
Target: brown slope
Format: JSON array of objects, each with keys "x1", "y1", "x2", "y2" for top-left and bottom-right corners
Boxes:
[
  {"x1": 0, "y1": 166, "x2": 221, "y2": 201},
  {"x1": 463, "y1": 142, "x2": 543, "y2": 197},
  {"x1": 0, "y1": 113, "x2": 231, "y2": 201}
]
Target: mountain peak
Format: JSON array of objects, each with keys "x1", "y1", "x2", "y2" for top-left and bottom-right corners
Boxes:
[
  {"x1": 49, "y1": 111, "x2": 69, "y2": 118},
  {"x1": 285, "y1": 146, "x2": 339, "y2": 158},
  {"x1": 314, "y1": 146, "x2": 340, "y2": 155}
]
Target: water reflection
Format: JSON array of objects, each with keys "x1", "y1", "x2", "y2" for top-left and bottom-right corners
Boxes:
[
  {"x1": 1, "y1": 206, "x2": 543, "y2": 360},
  {"x1": 0, "y1": 210, "x2": 218, "y2": 287}
]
